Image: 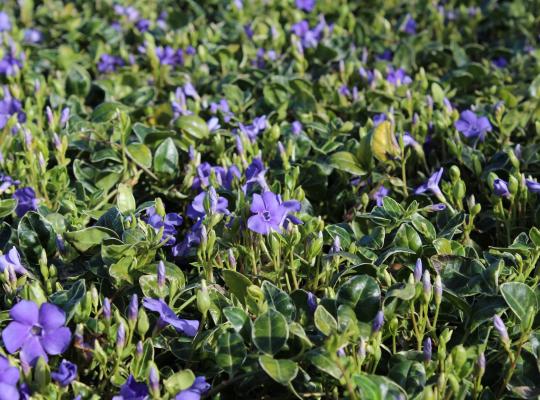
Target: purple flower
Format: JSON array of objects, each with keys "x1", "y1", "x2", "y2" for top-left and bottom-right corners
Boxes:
[
  {"x1": 0, "y1": 355, "x2": 19, "y2": 387},
  {"x1": 493, "y1": 179, "x2": 510, "y2": 198},
  {"x1": 113, "y1": 375, "x2": 149, "y2": 400},
  {"x1": 526, "y1": 179, "x2": 540, "y2": 193},
  {"x1": 386, "y1": 67, "x2": 412, "y2": 86},
  {"x1": 209, "y1": 99, "x2": 233, "y2": 122},
  {"x1": 338, "y1": 85, "x2": 351, "y2": 97},
  {"x1": 247, "y1": 191, "x2": 301, "y2": 235},
  {"x1": 0, "y1": 49, "x2": 23, "y2": 77},
  {"x1": 2, "y1": 300, "x2": 71, "y2": 365},
  {"x1": 172, "y1": 220, "x2": 204, "y2": 258},
  {"x1": 13, "y1": 187, "x2": 38, "y2": 217},
  {"x1": 373, "y1": 113, "x2": 386, "y2": 126},
  {"x1": 157, "y1": 261, "x2": 166, "y2": 288},
  {"x1": 156, "y1": 46, "x2": 184, "y2": 66},
  {"x1": 295, "y1": 0, "x2": 316, "y2": 12},
  {"x1": 143, "y1": 298, "x2": 199, "y2": 336},
  {"x1": 239, "y1": 115, "x2": 267, "y2": 141},
  {"x1": 454, "y1": 110, "x2": 492, "y2": 141},
  {"x1": 291, "y1": 121, "x2": 303, "y2": 135},
  {"x1": 403, "y1": 15, "x2": 417, "y2": 35},
  {"x1": 372, "y1": 186, "x2": 390, "y2": 207},
  {"x1": 244, "y1": 157, "x2": 268, "y2": 192},
  {"x1": 492, "y1": 57, "x2": 508, "y2": 69},
  {"x1": 402, "y1": 132, "x2": 419, "y2": 147},
  {"x1": 145, "y1": 207, "x2": 183, "y2": 246},
  {"x1": 0, "y1": 173, "x2": 20, "y2": 193},
  {"x1": 359, "y1": 67, "x2": 375, "y2": 84},
  {"x1": 0, "y1": 247, "x2": 27, "y2": 275},
  {"x1": 175, "y1": 376, "x2": 210, "y2": 400},
  {"x1": 0, "y1": 12, "x2": 10, "y2": 32},
  {"x1": 136, "y1": 19, "x2": 150, "y2": 32},
  {"x1": 377, "y1": 49, "x2": 393, "y2": 61},
  {"x1": 23, "y1": 29, "x2": 42, "y2": 44},
  {"x1": 97, "y1": 54, "x2": 124, "y2": 73},
  {"x1": 186, "y1": 188, "x2": 230, "y2": 220},
  {"x1": 128, "y1": 294, "x2": 138, "y2": 323},
  {"x1": 51, "y1": 359, "x2": 77, "y2": 387},
  {"x1": 414, "y1": 168, "x2": 444, "y2": 199},
  {"x1": 291, "y1": 17, "x2": 327, "y2": 49},
  {"x1": 372, "y1": 310, "x2": 384, "y2": 334}
]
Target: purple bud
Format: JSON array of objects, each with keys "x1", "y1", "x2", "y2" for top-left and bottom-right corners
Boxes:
[
  {"x1": 330, "y1": 235, "x2": 341, "y2": 254},
  {"x1": 337, "y1": 347, "x2": 346, "y2": 357},
  {"x1": 278, "y1": 141, "x2": 286, "y2": 158},
  {"x1": 372, "y1": 310, "x2": 384, "y2": 334},
  {"x1": 228, "y1": 249, "x2": 236, "y2": 268},
  {"x1": 291, "y1": 121, "x2": 302, "y2": 135},
  {"x1": 136, "y1": 340, "x2": 143, "y2": 356},
  {"x1": 128, "y1": 294, "x2": 138, "y2": 323},
  {"x1": 46, "y1": 106, "x2": 54, "y2": 126},
  {"x1": 60, "y1": 107, "x2": 70, "y2": 127},
  {"x1": 103, "y1": 298, "x2": 111, "y2": 321},
  {"x1": 149, "y1": 367, "x2": 160, "y2": 394},
  {"x1": 426, "y1": 95, "x2": 433, "y2": 109},
  {"x1": 423, "y1": 337, "x2": 432, "y2": 362},
  {"x1": 306, "y1": 292, "x2": 317, "y2": 313},
  {"x1": 414, "y1": 259, "x2": 423, "y2": 282},
  {"x1": 24, "y1": 129, "x2": 32, "y2": 146},
  {"x1": 493, "y1": 179, "x2": 510, "y2": 198},
  {"x1": 53, "y1": 133, "x2": 62, "y2": 149},
  {"x1": 493, "y1": 315, "x2": 509, "y2": 343},
  {"x1": 157, "y1": 261, "x2": 166, "y2": 288},
  {"x1": 235, "y1": 135, "x2": 244, "y2": 155},
  {"x1": 422, "y1": 270, "x2": 432, "y2": 296},
  {"x1": 34, "y1": 79, "x2": 41, "y2": 93},
  {"x1": 434, "y1": 274, "x2": 442, "y2": 304},
  {"x1": 116, "y1": 323, "x2": 126, "y2": 349},
  {"x1": 428, "y1": 203, "x2": 446, "y2": 212},
  {"x1": 477, "y1": 352, "x2": 485, "y2": 371}
]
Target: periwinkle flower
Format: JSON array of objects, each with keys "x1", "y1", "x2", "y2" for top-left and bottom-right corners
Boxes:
[
  {"x1": 0, "y1": 173, "x2": 20, "y2": 193},
  {"x1": 2, "y1": 300, "x2": 71, "y2": 365},
  {"x1": 12, "y1": 187, "x2": 37, "y2": 217},
  {"x1": 0, "y1": 45, "x2": 23, "y2": 77},
  {"x1": 247, "y1": 191, "x2": 301, "y2": 235},
  {"x1": 116, "y1": 323, "x2": 126, "y2": 349},
  {"x1": 377, "y1": 49, "x2": 393, "y2": 61},
  {"x1": 454, "y1": 110, "x2": 492, "y2": 141},
  {"x1": 103, "y1": 298, "x2": 111, "y2": 321},
  {"x1": 492, "y1": 57, "x2": 508, "y2": 69},
  {"x1": 113, "y1": 375, "x2": 149, "y2": 400},
  {"x1": 143, "y1": 298, "x2": 199, "y2": 337},
  {"x1": 0, "y1": 87, "x2": 26, "y2": 129},
  {"x1": 0, "y1": 355, "x2": 19, "y2": 389},
  {"x1": 296, "y1": 0, "x2": 316, "y2": 12},
  {"x1": 51, "y1": 359, "x2": 77, "y2": 387},
  {"x1": 386, "y1": 67, "x2": 412, "y2": 86},
  {"x1": 330, "y1": 235, "x2": 341, "y2": 254},
  {"x1": 97, "y1": 54, "x2": 124, "y2": 73},
  {"x1": 291, "y1": 17, "x2": 327, "y2": 49},
  {"x1": 244, "y1": 157, "x2": 268, "y2": 192},
  {"x1": 172, "y1": 220, "x2": 204, "y2": 258},
  {"x1": 372, "y1": 186, "x2": 390, "y2": 207},
  {"x1": 306, "y1": 292, "x2": 317, "y2": 313},
  {"x1": 493, "y1": 179, "x2": 510, "y2": 198},
  {"x1": 136, "y1": 19, "x2": 150, "y2": 32},
  {"x1": 291, "y1": 121, "x2": 303, "y2": 135},
  {"x1": 0, "y1": 247, "x2": 27, "y2": 275},
  {"x1": 372, "y1": 310, "x2": 384, "y2": 334},
  {"x1": 128, "y1": 294, "x2": 138, "y2": 323},
  {"x1": 149, "y1": 367, "x2": 160, "y2": 394},
  {"x1": 422, "y1": 270, "x2": 432, "y2": 297},
  {"x1": 526, "y1": 179, "x2": 540, "y2": 193},
  {"x1": 155, "y1": 46, "x2": 184, "y2": 66},
  {"x1": 0, "y1": 12, "x2": 11, "y2": 32},
  {"x1": 175, "y1": 376, "x2": 210, "y2": 400},
  {"x1": 186, "y1": 188, "x2": 230, "y2": 220},
  {"x1": 23, "y1": 29, "x2": 42, "y2": 44},
  {"x1": 403, "y1": 14, "x2": 417, "y2": 34},
  {"x1": 373, "y1": 113, "x2": 386, "y2": 126},
  {"x1": 426, "y1": 203, "x2": 447, "y2": 212},
  {"x1": 207, "y1": 117, "x2": 220, "y2": 132},
  {"x1": 414, "y1": 168, "x2": 444, "y2": 200},
  {"x1": 157, "y1": 261, "x2": 166, "y2": 288},
  {"x1": 423, "y1": 337, "x2": 432, "y2": 362},
  {"x1": 239, "y1": 115, "x2": 267, "y2": 141},
  {"x1": 477, "y1": 352, "x2": 486, "y2": 371},
  {"x1": 145, "y1": 206, "x2": 183, "y2": 246}
]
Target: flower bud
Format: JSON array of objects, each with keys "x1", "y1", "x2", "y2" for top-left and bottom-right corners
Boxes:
[
  {"x1": 149, "y1": 366, "x2": 160, "y2": 396},
  {"x1": 434, "y1": 274, "x2": 442, "y2": 305},
  {"x1": 414, "y1": 259, "x2": 423, "y2": 282},
  {"x1": 422, "y1": 270, "x2": 432, "y2": 302},
  {"x1": 103, "y1": 298, "x2": 111, "y2": 321},
  {"x1": 493, "y1": 315, "x2": 509, "y2": 344},
  {"x1": 116, "y1": 323, "x2": 126, "y2": 351},
  {"x1": 423, "y1": 337, "x2": 432, "y2": 363},
  {"x1": 157, "y1": 260, "x2": 166, "y2": 289},
  {"x1": 137, "y1": 308, "x2": 150, "y2": 337},
  {"x1": 477, "y1": 352, "x2": 485, "y2": 374},
  {"x1": 358, "y1": 337, "x2": 366, "y2": 361},
  {"x1": 197, "y1": 279, "x2": 211, "y2": 316},
  {"x1": 136, "y1": 341, "x2": 143, "y2": 357},
  {"x1": 128, "y1": 294, "x2": 138, "y2": 324},
  {"x1": 372, "y1": 310, "x2": 384, "y2": 334},
  {"x1": 228, "y1": 249, "x2": 236, "y2": 269}
]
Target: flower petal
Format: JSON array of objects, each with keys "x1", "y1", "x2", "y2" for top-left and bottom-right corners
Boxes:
[
  {"x1": 0, "y1": 383, "x2": 20, "y2": 400},
  {"x1": 20, "y1": 336, "x2": 47, "y2": 365},
  {"x1": 41, "y1": 327, "x2": 71, "y2": 355},
  {"x1": 2, "y1": 321, "x2": 31, "y2": 353},
  {"x1": 247, "y1": 215, "x2": 270, "y2": 235},
  {"x1": 39, "y1": 303, "x2": 66, "y2": 329},
  {"x1": 169, "y1": 318, "x2": 200, "y2": 337},
  {"x1": 250, "y1": 193, "x2": 265, "y2": 213},
  {"x1": 10, "y1": 300, "x2": 38, "y2": 325}
]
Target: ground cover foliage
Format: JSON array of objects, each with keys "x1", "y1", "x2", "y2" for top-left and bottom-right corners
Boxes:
[{"x1": 0, "y1": 0, "x2": 540, "y2": 398}]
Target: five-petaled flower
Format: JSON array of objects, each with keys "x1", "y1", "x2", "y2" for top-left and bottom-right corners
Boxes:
[
  {"x1": 247, "y1": 191, "x2": 301, "y2": 235},
  {"x1": 175, "y1": 376, "x2": 211, "y2": 400},
  {"x1": 414, "y1": 168, "x2": 444, "y2": 200},
  {"x1": 454, "y1": 110, "x2": 492, "y2": 141},
  {"x1": 51, "y1": 359, "x2": 78, "y2": 387},
  {"x1": 143, "y1": 298, "x2": 199, "y2": 337},
  {"x1": 2, "y1": 300, "x2": 71, "y2": 365}
]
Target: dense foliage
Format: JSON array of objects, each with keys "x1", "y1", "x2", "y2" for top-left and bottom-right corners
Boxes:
[{"x1": 0, "y1": 0, "x2": 540, "y2": 398}]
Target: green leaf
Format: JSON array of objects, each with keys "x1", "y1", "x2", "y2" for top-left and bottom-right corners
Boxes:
[
  {"x1": 353, "y1": 374, "x2": 407, "y2": 400},
  {"x1": 223, "y1": 307, "x2": 250, "y2": 336},
  {"x1": 314, "y1": 305, "x2": 337, "y2": 336},
  {"x1": 17, "y1": 211, "x2": 57, "y2": 263},
  {"x1": 175, "y1": 115, "x2": 209, "y2": 140},
  {"x1": 371, "y1": 121, "x2": 399, "y2": 161},
  {"x1": 50, "y1": 280, "x2": 86, "y2": 321},
  {"x1": 65, "y1": 226, "x2": 116, "y2": 252},
  {"x1": 411, "y1": 213, "x2": 436, "y2": 241},
  {"x1": 337, "y1": 275, "x2": 381, "y2": 321},
  {"x1": 261, "y1": 281, "x2": 295, "y2": 321},
  {"x1": 252, "y1": 309, "x2": 289, "y2": 355},
  {"x1": 222, "y1": 270, "x2": 252, "y2": 305},
  {"x1": 258, "y1": 355, "x2": 298, "y2": 385},
  {"x1": 127, "y1": 143, "x2": 152, "y2": 169},
  {"x1": 117, "y1": 184, "x2": 136, "y2": 213},
  {"x1": 500, "y1": 282, "x2": 538, "y2": 321},
  {"x1": 163, "y1": 370, "x2": 195, "y2": 395},
  {"x1": 306, "y1": 349, "x2": 343, "y2": 380},
  {"x1": 215, "y1": 331, "x2": 246, "y2": 376},
  {"x1": 153, "y1": 138, "x2": 179, "y2": 176},
  {"x1": 91, "y1": 102, "x2": 127, "y2": 122},
  {"x1": 0, "y1": 198, "x2": 17, "y2": 218},
  {"x1": 385, "y1": 282, "x2": 416, "y2": 301},
  {"x1": 65, "y1": 65, "x2": 91, "y2": 97},
  {"x1": 329, "y1": 151, "x2": 367, "y2": 176}
]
